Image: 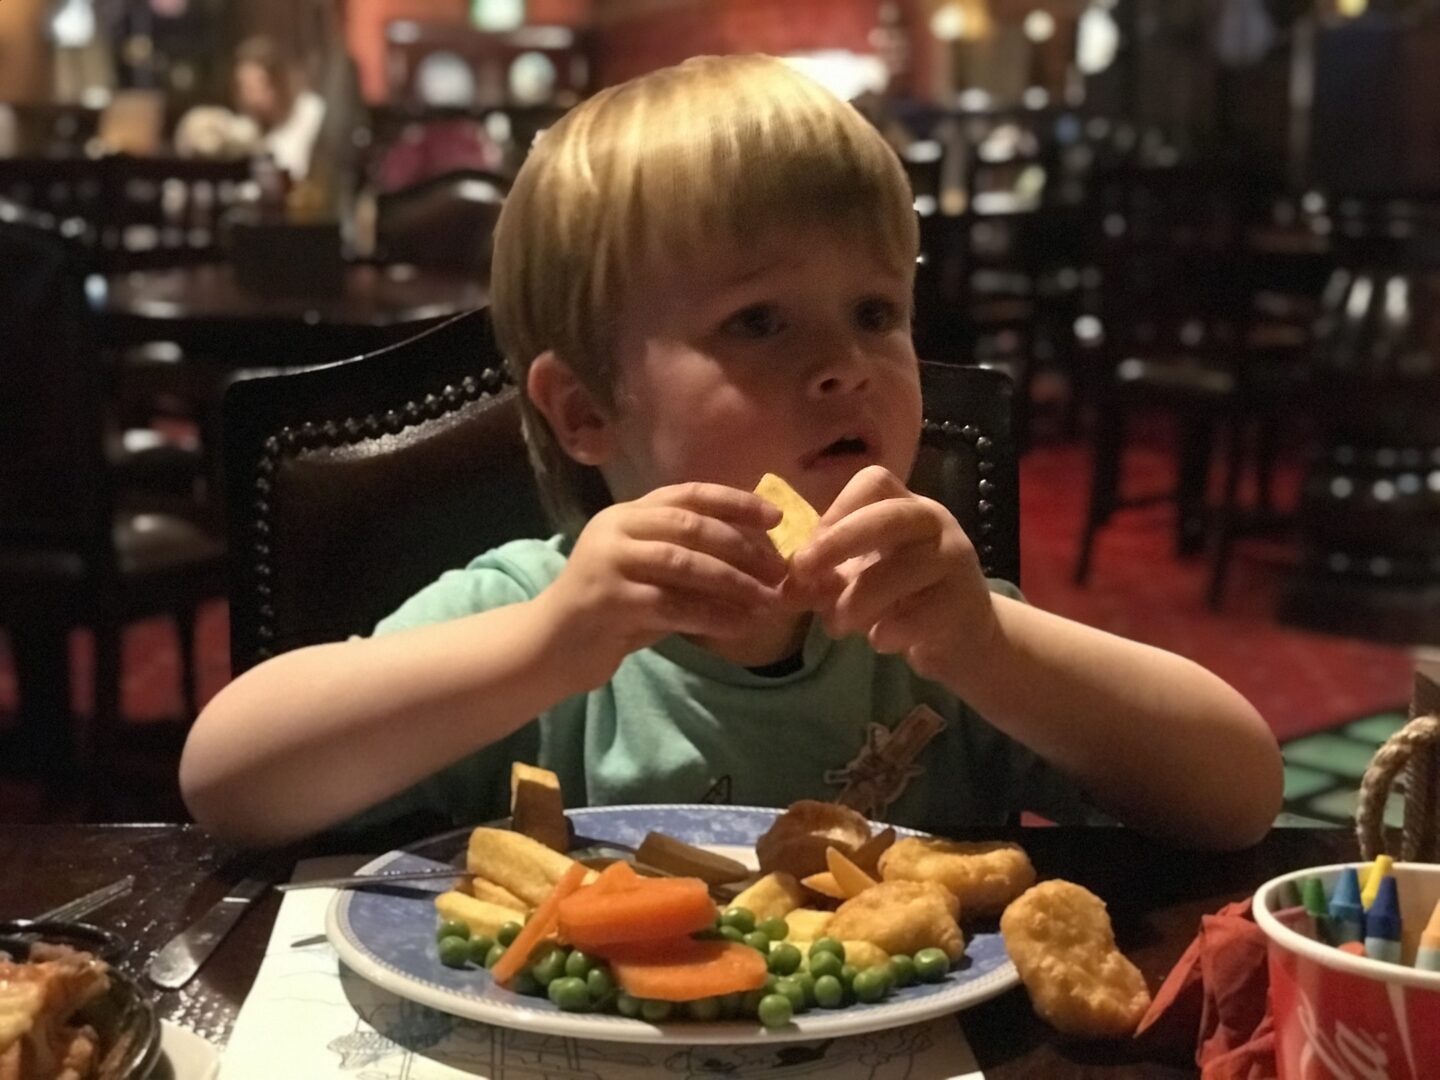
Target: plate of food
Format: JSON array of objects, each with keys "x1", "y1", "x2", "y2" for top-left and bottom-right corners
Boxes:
[{"x1": 328, "y1": 785, "x2": 1034, "y2": 1044}]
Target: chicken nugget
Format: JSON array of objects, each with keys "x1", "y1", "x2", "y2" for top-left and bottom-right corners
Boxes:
[
  {"x1": 879, "y1": 836, "x2": 1035, "y2": 916},
  {"x1": 1000, "y1": 880, "x2": 1151, "y2": 1038},
  {"x1": 827, "y1": 880, "x2": 964, "y2": 961}
]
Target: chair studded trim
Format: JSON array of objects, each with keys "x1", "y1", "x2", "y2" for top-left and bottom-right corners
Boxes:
[
  {"x1": 241, "y1": 367, "x2": 514, "y2": 663},
  {"x1": 920, "y1": 418, "x2": 1003, "y2": 578}
]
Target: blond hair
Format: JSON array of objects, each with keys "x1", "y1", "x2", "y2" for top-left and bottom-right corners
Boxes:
[{"x1": 491, "y1": 54, "x2": 918, "y2": 535}]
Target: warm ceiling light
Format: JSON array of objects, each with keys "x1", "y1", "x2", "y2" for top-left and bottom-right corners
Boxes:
[
  {"x1": 1024, "y1": 10, "x2": 1057, "y2": 43},
  {"x1": 930, "y1": 0, "x2": 994, "y2": 43},
  {"x1": 1337, "y1": 0, "x2": 1368, "y2": 14}
]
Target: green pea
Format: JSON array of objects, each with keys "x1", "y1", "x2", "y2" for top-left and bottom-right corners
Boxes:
[
  {"x1": 852, "y1": 966, "x2": 889, "y2": 1004},
  {"x1": 757, "y1": 916, "x2": 789, "y2": 941},
  {"x1": 530, "y1": 947, "x2": 568, "y2": 987},
  {"x1": 511, "y1": 970, "x2": 543, "y2": 997},
  {"x1": 466, "y1": 935, "x2": 496, "y2": 965},
  {"x1": 437, "y1": 935, "x2": 470, "y2": 967},
  {"x1": 840, "y1": 964, "x2": 859, "y2": 990},
  {"x1": 686, "y1": 996, "x2": 723, "y2": 1021},
  {"x1": 640, "y1": 999, "x2": 673, "y2": 1023},
  {"x1": 719, "y1": 925, "x2": 746, "y2": 944},
  {"x1": 548, "y1": 976, "x2": 590, "y2": 1012},
  {"x1": 564, "y1": 950, "x2": 594, "y2": 979},
  {"x1": 888, "y1": 954, "x2": 917, "y2": 988},
  {"x1": 792, "y1": 971, "x2": 817, "y2": 1006},
  {"x1": 809, "y1": 950, "x2": 843, "y2": 981},
  {"x1": 586, "y1": 966, "x2": 615, "y2": 1000},
  {"x1": 758, "y1": 992, "x2": 794, "y2": 1028},
  {"x1": 813, "y1": 974, "x2": 845, "y2": 1009},
  {"x1": 743, "y1": 930, "x2": 772, "y2": 953},
  {"x1": 773, "y1": 976, "x2": 807, "y2": 1013},
  {"x1": 810, "y1": 937, "x2": 846, "y2": 962},
  {"x1": 497, "y1": 921, "x2": 523, "y2": 947},
  {"x1": 739, "y1": 988, "x2": 767, "y2": 1017},
  {"x1": 768, "y1": 942, "x2": 802, "y2": 976},
  {"x1": 914, "y1": 948, "x2": 950, "y2": 983},
  {"x1": 437, "y1": 919, "x2": 470, "y2": 943},
  {"x1": 720, "y1": 907, "x2": 757, "y2": 934},
  {"x1": 484, "y1": 943, "x2": 507, "y2": 969},
  {"x1": 616, "y1": 992, "x2": 643, "y2": 1018}
]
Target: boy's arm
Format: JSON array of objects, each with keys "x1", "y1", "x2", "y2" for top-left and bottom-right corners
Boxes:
[
  {"x1": 935, "y1": 593, "x2": 1283, "y2": 850},
  {"x1": 180, "y1": 595, "x2": 583, "y2": 847}
]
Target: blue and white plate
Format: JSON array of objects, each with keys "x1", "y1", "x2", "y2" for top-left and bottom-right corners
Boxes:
[{"x1": 326, "y1": 804, "x2": 1018, "y2": 1045}]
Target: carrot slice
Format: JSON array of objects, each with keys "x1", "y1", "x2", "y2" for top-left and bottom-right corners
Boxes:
[
  {"x1": 558, "y1": 876, "x2": 716, "y2": 950},
  {"x1": 609, "y1": 939, "x2": 768, "y2": 1002},
  {"x1": 491, "y1": 860, "x2": 588, "y2": 988},
  {"x1": 587, "y1": 861, "x2": 642, "y2": 895}
]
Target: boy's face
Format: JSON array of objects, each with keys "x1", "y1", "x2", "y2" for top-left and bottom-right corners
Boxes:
[{"x1": 596, "y1": 225, "x2": 922, "y2": 514}]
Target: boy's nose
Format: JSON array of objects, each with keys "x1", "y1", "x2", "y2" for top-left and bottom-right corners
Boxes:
[{"x1": 806, "y1": 343, "x2": 872, "y2": 397}]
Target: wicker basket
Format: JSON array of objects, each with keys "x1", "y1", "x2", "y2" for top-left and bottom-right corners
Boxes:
[{"x1": 1357, "y1": 662, "x2": 1440, "y2": 862}]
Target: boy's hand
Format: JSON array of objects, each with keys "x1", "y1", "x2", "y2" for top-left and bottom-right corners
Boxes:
[
  {"x1": 540, "y1": 483, "x2": 788, "y2": 692},
  {"x1": 787, "y1": 466, "x2": 998, "y2": 687}
]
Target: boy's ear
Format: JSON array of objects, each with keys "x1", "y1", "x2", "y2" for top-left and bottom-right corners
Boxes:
[{"x1": 526, "y1": 351, "x2": 614, "y2": 466}]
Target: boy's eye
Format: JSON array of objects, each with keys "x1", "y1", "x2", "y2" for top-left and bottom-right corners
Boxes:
[
  {"x1": 855, "y1": 296, "x2": 904, "y2": 333},
  {"x1": 720, "y1": 304, "x2": 785, "y2": 340}
]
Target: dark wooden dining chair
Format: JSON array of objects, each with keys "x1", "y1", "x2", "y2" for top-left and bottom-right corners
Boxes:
[
  {"x1": 223, "y1": 309, "x2": 1020, "y2": 675},
  {"x1": 374, "y1": 169, "x2": 507, "y2": 280},
  {"x1": 0, "y1": 218, "x2": 227, "y2": 802}
]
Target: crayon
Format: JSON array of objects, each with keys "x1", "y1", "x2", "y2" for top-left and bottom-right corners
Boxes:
[
  {"x1": 1363, "y1": 876, "x2": 1402, "y2": 964},
  {"x1": 1329, "y1": 867, "x2": 1365, "y2": 945},
  {"x1": 1339, "y1": 941, "x2": 1367, "y2": 956},
  {"x1": 1416, "y1": 899, "x2": 1440, "y2": 973},
  {"x1": 1274, "y1": 878, "x2": 1302, "y2": 911},
  {"x1": 1300, "y1": 876, "x2": 1333, "y2": 944},
  {"x1": 1361, "y1": 854, "x2": 1394, "y2": 910}
]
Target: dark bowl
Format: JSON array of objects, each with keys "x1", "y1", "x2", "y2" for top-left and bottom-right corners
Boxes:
[{"x1": 0, "y1": 927, "x2": 162, "y2": 1080}]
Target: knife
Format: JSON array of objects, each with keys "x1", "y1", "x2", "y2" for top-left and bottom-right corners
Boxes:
[{"x1": 146, "y1": 877, "x2": 269, "y2": 990}]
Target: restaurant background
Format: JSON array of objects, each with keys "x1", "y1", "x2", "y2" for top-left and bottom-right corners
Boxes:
[{"x1": 1, "y1": 0, "x2": 1437, "y2": 827}]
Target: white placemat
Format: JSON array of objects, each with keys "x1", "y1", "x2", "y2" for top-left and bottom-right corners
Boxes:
[{"x1": 220, "y1": 858, "x2": 985, "y2": 1080}]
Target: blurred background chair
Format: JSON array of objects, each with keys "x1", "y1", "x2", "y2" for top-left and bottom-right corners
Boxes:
[
  {"x1": 222, "y1": 310, "x2": 1021, "y2": 676},
  {"x1": 373, "y1": 168, "x2": 507, "y2": 281},
  {"x1": 0, "y1": 215, "x2": 225, "y2": 809}
]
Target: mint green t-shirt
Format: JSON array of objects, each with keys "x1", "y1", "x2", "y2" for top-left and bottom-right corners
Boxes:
[{"x1": 359, "y1": 536, "x2": 1093, "y2": 833}]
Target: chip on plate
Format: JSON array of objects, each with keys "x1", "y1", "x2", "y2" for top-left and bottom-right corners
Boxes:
[{"x1": 754, "y1": 473, "x2": 820, "y2": 559}]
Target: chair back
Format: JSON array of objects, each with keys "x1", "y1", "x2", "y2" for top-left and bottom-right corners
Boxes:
[
  {"x1": 224, "y1": 317, "x2": 1019, "y2": 675},
  {"x1": 0, "y1": 218, "x2": 112, "y2": 553},
  {"x1": 375, "y1": 169, "x2": 506, "y2": 279}
]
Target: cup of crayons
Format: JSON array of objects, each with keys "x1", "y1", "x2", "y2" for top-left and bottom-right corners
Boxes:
[{"x1": 1254, "y1": 859, "x2": 1440, "y2": 1080}]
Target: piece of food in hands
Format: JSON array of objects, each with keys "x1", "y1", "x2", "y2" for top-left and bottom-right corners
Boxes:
[
  {"x1": 434, "y1": 891, "x2": 529, "y2": 941},
  {"x1": 879, "y1": 837, "x2": 1036, "y2": 917},
  {"x1": 729, "y1": 872, "x2": 808, "y2": 921},
  {"x1": 0, "y1": 943, "x2": 110, "y2": 1080},
  {"x1": 466, "y1": 827, "x2": 594, "y2": 909},
  {"x1": 510, "y1": 762, "x2": 569, "y2": 854},
  {"x1": 755, "y1": 800, "x2": 871, "y2": 879},
  {"x1": 1000, "y1": 880, "x2": 1151, "y2": 1038},
  {"x1": 827, "y1": 880, "x2": 965, "y2": 962},
  {"x1": 753, "y1": 473, "x2": 820, "y2": 560},
  {"x1": 635, "y1": 833, "x2": 751, "y2": 885}
]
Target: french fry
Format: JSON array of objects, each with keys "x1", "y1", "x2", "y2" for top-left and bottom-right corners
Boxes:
[
  {"x1": 466, "y1": 827, "x2": 592, "y2": 908},
  {"x1": 467, "y1": 875, "x2": 531, "y2": 912},
  {"x1": 510, "y1": 762, "x2": 569, "y2": 853},
  {"x1": 754, "y1": 473, "x2": 820, "y2": 559},
  {"x1": 636, "y1": 832, "x2": 751, "y2": 885},
  {"x1": 800, "y1": 871, "x2": 848, "y2": 902},
  {"x1": 784, "y1": 908, "x2": 835, "y2": 942},
  {"x1": 729, "y1": 871, "x2": 807, "y2": 921},
  {"x1": 434, "y1": 890, "x2": 527, "y2": 940},
  {"x1": 826, "y1": 846, "x2": 879, "y2": 899}
]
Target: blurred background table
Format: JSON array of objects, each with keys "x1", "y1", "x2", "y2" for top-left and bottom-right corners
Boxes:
[{"x1": 0, "y1": 823, "x2": 1356, "y2": 1078}]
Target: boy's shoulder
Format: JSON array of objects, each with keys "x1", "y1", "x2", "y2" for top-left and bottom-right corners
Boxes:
[{"x1": 374, "y1": 535, "x2": 570, "y2": 635}]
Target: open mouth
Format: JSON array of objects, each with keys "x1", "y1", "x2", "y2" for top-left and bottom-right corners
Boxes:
[{"x1": 818, "y1": 435, "x2": 870, "y2": 459}]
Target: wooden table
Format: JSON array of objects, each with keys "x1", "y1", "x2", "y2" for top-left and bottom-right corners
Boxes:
[
  {"x1": 93, "y1": 261, "x2": 489, "y2": 367},
  {"x1": 0, "y1": 824, "x2": 1356, "y2": 1077}
]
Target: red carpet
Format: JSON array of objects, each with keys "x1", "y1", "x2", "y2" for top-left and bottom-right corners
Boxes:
[{"x1": 0, "y1": 431, "x2": 1413, "y2": 823}]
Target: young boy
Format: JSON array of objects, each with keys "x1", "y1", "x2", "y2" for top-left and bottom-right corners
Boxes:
[{"x1": 180, "y1": 56, "x2": 1282, "y2": 849}]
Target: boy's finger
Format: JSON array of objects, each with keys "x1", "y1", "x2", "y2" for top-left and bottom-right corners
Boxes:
[
  {"x1": 826, "y1": 544, "x2": 945, "y2": 638},
  {"x1": 643, "y1": 482, "x2": 783, "y2": 528},
  {"x1": 795, "y1": 499, "x2": 936, "y2": 574},
  {"x1": 634, "y1": 585, "x2": 773, "y2": 640},
  {"x1": 631, "y1": 506, "x2": 788, "y2": 585},
  {"x1": 818, "y1": 466, "x2": 909, "y2": 526},
  {"x1": 623, "y1": 540, "x2": 784, "y2": 608}
]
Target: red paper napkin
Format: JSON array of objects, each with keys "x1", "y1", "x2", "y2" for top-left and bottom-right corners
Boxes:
[{"x1": 1135, "y1": 898, "x2": 1277, "y2": 1080}]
